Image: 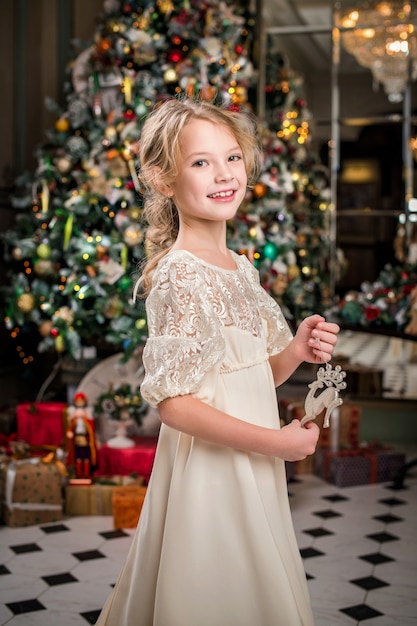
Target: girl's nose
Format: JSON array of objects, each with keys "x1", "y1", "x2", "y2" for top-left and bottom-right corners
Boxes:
[{"x1": 214, "y1": 168, "x2": 234, "y2": 183}]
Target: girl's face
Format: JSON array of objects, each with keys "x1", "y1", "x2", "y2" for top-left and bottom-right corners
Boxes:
[{"x1": 167, "y1": 118, "x2": 248, "y2": 226}]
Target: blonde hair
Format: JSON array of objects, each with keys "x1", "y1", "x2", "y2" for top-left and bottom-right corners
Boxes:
[{"x1": 137, "y1": 97, "x2": 263, "y2": 295}]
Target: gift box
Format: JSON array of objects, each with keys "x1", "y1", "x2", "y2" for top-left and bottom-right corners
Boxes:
[
  {"x1": 65, "y1": 476, "x2": 144, "y2": 516},
  {"x1": 279, "y1": 398, "x2": 360, "y2": 451},
  {"x1": 0, "y1": 457, "x2": 63, "y2": 526},
  {"x1": 65, "y1": 484, "x2": 114, "y2": 516},
  {"x1": 112, "y1": 485, "x2": 147, "y2": 529},
  {"x1": 96, "y1": 436, "x2": 158, "y2": 482},
  {"x1": 315, "y1": 448, "x2": 406, "y2": 487},
  {"x1": 17, "y1": 402, "x2": 68, "y2": 447}
]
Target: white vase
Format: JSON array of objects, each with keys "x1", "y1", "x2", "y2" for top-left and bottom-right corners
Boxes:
[{"x1": 106, "y1": 419, "x2": 135, "y2": 448}]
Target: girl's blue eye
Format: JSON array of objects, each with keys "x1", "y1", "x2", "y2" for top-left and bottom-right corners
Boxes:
[
  {"x1": 193, "y1": 160, "x2": 207, "y2": 167},
  {"x1": 229, "y1": 154, "x2": 242, "y2": 161}
]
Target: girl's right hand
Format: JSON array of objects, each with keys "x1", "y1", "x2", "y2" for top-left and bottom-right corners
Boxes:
[{"x1": 277, "y1": 419, "x2": 320, "y2": 462}]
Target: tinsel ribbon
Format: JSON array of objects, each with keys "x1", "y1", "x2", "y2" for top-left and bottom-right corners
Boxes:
[
  {"x1": 63, "y1": 214, "x2": 74, "y2": 251},
  {"x1": 41, "y1": 182, "x2": 50, "y2": 213},
  {"x1": 124, "y1": 76, "x2": 133, "y2": 105},
  {"x1": 121, "y1": 244, "x2": 128, "y2": 270},
  {"x1": 128, "y1": 159, "x2": 141, "y2": 194}
]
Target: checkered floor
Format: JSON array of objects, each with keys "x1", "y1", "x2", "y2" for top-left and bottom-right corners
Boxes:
[{"x1": 1, "y1": 447, "x2": 416, "y2": 626}]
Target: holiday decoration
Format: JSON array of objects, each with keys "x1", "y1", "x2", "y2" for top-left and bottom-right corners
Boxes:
[
  {"x1": 300, "y1": 363, "x2": 347, "y2": 428},
  {"x1": 280, "y1": 399, "x2": 361, "y2": 452},
  {"x1": 315, "y1": 446, "x2": 406, "y2": 488},
  {"x1": 66, "y1": 392, "x2": 97, "y2": 481},
  {"x1": 94, "y1": 382, "x2": 147, "y2": 448},
  {"x1": 1, "y1": 0, "x2": 337, "y2": 376},
  {"x1": 16, "y1": 402, "x2": 68, "y2": 447},
  {"x1": 227, "y1": 43, "x2": 338, "y2": 321},
  {"x1": 95, "y1": 436, "x2": 157, "y2": 481},
  {"x1": 0, "y1": 457, "x2": 63, "y2": 526},
  {"x1": 327, "y1": 262, "x2": 417, "y2": 335},
  {"x1": 112, "y1": 484, "x2": 147, "y2": 528}
]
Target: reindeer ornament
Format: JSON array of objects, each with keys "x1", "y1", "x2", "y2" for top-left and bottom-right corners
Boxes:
[{"x1": 300, "y1": 363, "x2": 347, "y2": 428}]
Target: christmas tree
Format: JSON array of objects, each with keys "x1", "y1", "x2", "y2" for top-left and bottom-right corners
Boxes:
[
  {"x1": 228, "y1": 38, "x2": 337, "y2": 321},
  {"x1": 1, "y1": 0, "x2": 335, "y2": 374}
]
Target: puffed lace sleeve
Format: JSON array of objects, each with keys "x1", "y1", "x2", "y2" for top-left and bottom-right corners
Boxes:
[
  {"x1": 140, "y1": 255, "x2": 225, "y2": 407},
  {"x1": 238, "y1": 254, "x2": 293, "y2": 356}
]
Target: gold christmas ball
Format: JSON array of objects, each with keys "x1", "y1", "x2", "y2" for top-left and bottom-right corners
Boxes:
[
  {"x1": 103, "y1": 295, "x2": 124, "y2": 319},
  {"x1": 17, "y1": 293, "x2": 36, "y2": 313},
  {"x1": 123, "y1": 224, "x2": 143, "y2": 247},
  {"x1": 234, "y1": 86, "x2": 247, "y2": 104},
  {"x1": 105, "y1": 125, "x2": 118, "y2": 142},
  {"x1": 39, "y1": 320, "x2": 53, "y2": 337},
  {"x1": 252, "y1": 182, "x2": 268, "y2": 199},
  {"x1": 11, "y1": 247, "x2": 23, "y2": 260},
  {"x1": 36, "y1": 243, "x2": 51, "y2": 259},
  {"x1": 127, "y1": 207, "x2": 142, "y2": 221},
  {"x1": 56, "y1": 157, "x2": 72, "y2": 173},
  {"x1": 135, "y1": 317, "x2": 146, "y2": 330},
  {"x1": 158, "y1": 0, "x2": 174, "y2": 13},
  {"x1": 164, "y1": 68, "x2": 178, "y2": 83},
  {"x1": 287, "y1": 264, "x2": 300, "y2": 280},
  {"x1": 55, "y1": 117, "x2": 70, "y2": 133},
  {"x1": 55, "y1": 335, "x2": 65, "y2": 353},
  {"x1": 33, "y1": 260, "x2": 54, "y2": 276},
  {"x1": 121, "y1": 146, "x2": 134, "y2": 162}
]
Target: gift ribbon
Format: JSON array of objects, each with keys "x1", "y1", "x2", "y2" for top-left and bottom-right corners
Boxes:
[{"x1": 41, "y1": 451, "x2": 68, "y2": 477}]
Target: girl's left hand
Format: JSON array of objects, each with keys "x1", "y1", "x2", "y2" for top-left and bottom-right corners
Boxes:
[{"x1": 293, "y1": 314, "x2": 340, "y2": 364}]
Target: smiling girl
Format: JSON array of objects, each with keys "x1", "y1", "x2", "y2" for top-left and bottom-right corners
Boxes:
[{"x1": 96, "y1": 98, "x2": 339, "y2": 626}]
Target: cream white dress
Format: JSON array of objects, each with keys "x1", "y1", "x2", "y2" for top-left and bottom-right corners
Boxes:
[{"x1": 96, "y1": 250, "x2": 314, "y2": 626}]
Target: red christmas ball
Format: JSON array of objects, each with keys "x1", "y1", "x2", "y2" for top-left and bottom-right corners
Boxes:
[{"x1": 167, "y1": 49, "x2": 183, "y2": 63}]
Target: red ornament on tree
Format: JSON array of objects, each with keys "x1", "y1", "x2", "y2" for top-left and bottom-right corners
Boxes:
[{"x1": 167, "y1": 49, "x2": 183, "y2": 63}]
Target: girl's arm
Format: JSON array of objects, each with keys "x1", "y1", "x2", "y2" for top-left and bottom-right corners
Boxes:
[
  {"x1": 158, "y1": 394, "x2": 319, "y2": 462},
  {"x1": 269, "y1": 314, "x2": 340, "y2": 387}
]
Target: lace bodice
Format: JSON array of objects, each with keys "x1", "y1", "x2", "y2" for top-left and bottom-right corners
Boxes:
[{"x1": 140, "y1": 250, "x2": 293, "y2": 407}]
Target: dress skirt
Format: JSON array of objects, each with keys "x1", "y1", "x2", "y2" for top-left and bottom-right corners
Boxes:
[{"x1": 96, "y1": 327, "x2": 314, "y2": 626}]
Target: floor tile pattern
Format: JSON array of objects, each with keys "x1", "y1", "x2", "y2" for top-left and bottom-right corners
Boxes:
[{"x1": 0, "y1": 448, "x2": 416, "y2": 625}]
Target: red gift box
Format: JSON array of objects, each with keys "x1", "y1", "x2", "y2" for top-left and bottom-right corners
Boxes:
[
  {"x1": 315, "y1": 447, "x2": 406, "y2": 487},
  {"x1": 95, "y1": 436, "x2": 158, "y2": 483},
  {"x1": 16, "y1": 402, "x2": 68, "y2": 447}
]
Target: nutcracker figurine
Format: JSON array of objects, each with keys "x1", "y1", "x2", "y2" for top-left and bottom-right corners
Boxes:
[{"x1": 66, "y1": 392, "x2": 97, "y2": 482}]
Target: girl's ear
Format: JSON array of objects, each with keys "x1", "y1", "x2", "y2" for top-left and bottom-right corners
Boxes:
[{"x1": 150, "y1": 166, "x2": 173, "y2": 197}]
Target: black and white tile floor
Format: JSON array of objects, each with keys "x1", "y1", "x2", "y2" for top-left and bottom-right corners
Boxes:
[{"x1": 1, "y1": 447, "x2": 416, "y2": 626}]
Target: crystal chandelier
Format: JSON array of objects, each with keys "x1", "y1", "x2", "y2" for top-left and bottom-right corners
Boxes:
[{"x1": 338, "y1": 1, "x2": 417, "y2": 102}]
